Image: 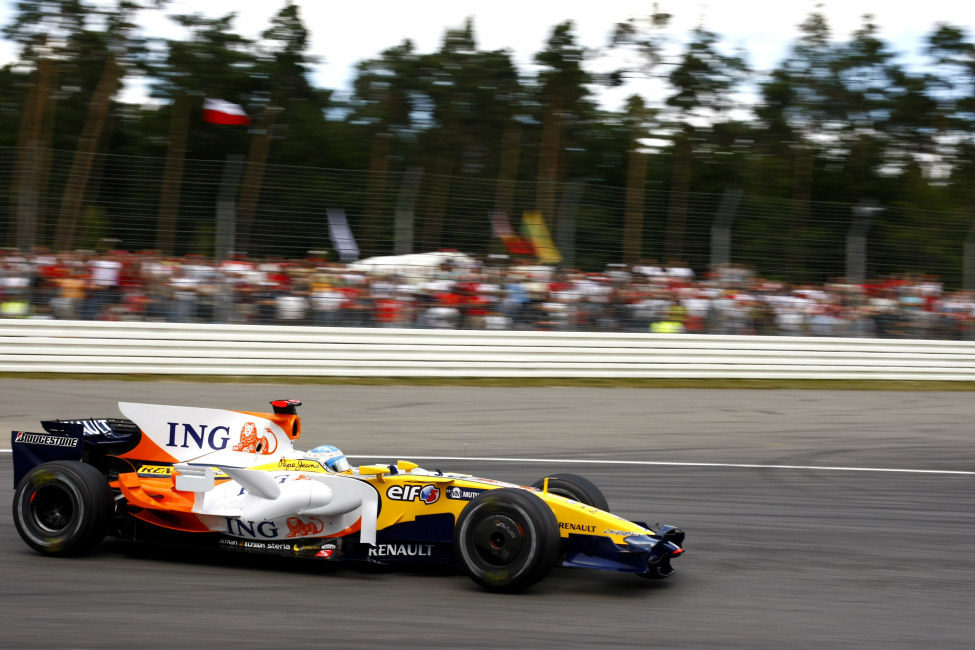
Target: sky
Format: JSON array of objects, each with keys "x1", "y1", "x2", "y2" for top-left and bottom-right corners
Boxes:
[{"x1": 0, "y1": 0, "x2": 972, "y2": 111}]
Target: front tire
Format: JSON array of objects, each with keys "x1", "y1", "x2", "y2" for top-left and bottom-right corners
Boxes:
[
  {"x1": 13, "y1": 461, "x2": 113, "y2": 556},
  {"x1": 530, "y1": 473, "x2": 609, "y2": 511},
  {"x1": 454, "y1": 488, "x2": 560, "y2": 592}
]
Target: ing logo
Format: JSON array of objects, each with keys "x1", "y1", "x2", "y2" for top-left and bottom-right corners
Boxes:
[
  {"x1": 285, "y1": 516, "x2": 325, "y2": 538},
  {"x1": 166, "y1": 421, "x2": 280, "y2": 454},
  {"x1": 233, "y1": 422, "x2": 279, "y2": 455}
]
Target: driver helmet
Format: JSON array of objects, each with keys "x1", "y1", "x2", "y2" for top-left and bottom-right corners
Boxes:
[{"x1": 305, "y1": 445, "x2": 351, "y2": 473}]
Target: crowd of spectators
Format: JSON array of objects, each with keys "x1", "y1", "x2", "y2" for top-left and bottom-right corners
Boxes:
[{"x1": 0, "y1": 248, "x2": 970, "y2": 340}]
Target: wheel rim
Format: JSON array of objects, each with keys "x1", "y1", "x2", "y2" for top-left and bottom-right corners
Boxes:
[
  {"x1": 472, "y1": 514, "x2": 524, "y2": 566},
  {"x1": 29, "y1": 484, "x2": 75, "y2": 534}
]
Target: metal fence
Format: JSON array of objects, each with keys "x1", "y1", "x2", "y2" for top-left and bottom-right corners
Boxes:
[{"x1": 1, "y1": 146, "x2": 971, "y2": 286}]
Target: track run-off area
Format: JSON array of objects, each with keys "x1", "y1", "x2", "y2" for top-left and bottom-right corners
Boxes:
[{"x1": 1, "y1": 380, "x2": 973, "y2": 647}]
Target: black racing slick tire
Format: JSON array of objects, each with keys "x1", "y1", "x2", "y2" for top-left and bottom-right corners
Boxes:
[
  {"x1": 454, "y1": 488, "x2": 560, "y2": 592},
  {"x1": 530, "y1": 473, "x2": 609, "y2": 512},
  {"x1": 12, "y1": 461, "x2": 113, "y2": 556}
]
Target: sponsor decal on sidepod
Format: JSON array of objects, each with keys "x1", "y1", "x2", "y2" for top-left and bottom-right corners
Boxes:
[
  {"x1": 165, "y1": 421, "x2": 278, "y2": 454},
  {"x1": 276, "y1": 458, "x2": 326, "y2": 472},
  {"x1": 226, "y1": 518, "x2": 279, "y2": 539},
  {"x1": 386, "y1": 484, "x2": 440, "y2": 504},
  {"x1": 368, "y1": 544, "x2": 433, "y2": 558},
  {"x1": 560, "y1": 522, "x2": 596, "y2": 533},
  {"x1": 137, "y1": 464, "x2": 173, "y2": 476},
  {"x1": 285, "y1": 517, "x2": 325, "y2": 538},
  {"x1": 315, "y1": 544, "x2": 337, "y2": 559},
  {"x1": 446, "y1": 486, "x2": 485, "y2": 501}
]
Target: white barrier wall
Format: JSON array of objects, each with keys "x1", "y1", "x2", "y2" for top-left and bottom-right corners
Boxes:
[{"x1": 0, "y1": 319, "x2": 974, "y2": 379}]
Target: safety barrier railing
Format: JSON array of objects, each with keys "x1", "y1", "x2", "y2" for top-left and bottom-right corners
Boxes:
[{"x1": 0, "y1": 320, "x2": 973, "y2": 379}]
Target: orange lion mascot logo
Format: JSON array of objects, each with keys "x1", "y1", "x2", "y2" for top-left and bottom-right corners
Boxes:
[
  {"x1": 285, "y1": 516, "x2": 325, "y2": 538},
  {"x1": 232, "y1": 422, "x2": 279, "y2": 455}
]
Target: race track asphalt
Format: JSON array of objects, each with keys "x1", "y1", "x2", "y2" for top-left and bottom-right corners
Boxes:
[{"x1": 1, "y1": 381, "x2": 973, "y2": 648}]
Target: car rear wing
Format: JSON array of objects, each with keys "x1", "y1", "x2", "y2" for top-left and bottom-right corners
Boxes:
[
  {"x1": 10, "y1": 418, "x2": 140, "y2": 487},
  {"x1": 11, "y1": 426, "x2": 84, "y2": 487}
]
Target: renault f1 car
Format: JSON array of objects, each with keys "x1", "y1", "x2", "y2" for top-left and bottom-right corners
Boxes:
[{"x1": 10, "y1": 400, "x2": 684, "y2": 591}]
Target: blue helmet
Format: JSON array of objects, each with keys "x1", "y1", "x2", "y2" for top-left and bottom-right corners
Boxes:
[{"x1": 305, "y1": 445, "x2": 351, "y2": 473}]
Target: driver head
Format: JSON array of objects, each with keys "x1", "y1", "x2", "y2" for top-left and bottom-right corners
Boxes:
[{"x1": 305, "y1": 445, "x2": 351, "y2": 473}]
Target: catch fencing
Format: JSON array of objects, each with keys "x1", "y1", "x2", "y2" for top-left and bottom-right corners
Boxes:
[
  {"x1": 2, "y1": 147, "x2": 973, "y2": 286},
  {"x1": 0, "y1": 320, "x2": 973, "y2": 380}
]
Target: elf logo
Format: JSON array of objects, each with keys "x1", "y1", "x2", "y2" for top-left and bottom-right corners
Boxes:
[{"x1": 386, "y1": 484, "x2": 440, "y2": 504}]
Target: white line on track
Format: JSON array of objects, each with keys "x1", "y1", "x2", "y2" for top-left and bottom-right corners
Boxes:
[
  {"x1": 1, "y1": 449, "x2": 970, "y2": 475},
  {"x1": 349, "y1": 455, "x2": 974, "y2": 476}
]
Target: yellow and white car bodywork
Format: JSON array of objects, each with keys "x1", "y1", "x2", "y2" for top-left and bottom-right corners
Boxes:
[{"x1": 11, "y1": 401, "x2": 685, "y2": 591}]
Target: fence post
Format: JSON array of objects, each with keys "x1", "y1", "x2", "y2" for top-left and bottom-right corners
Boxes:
[
  {"x1": 217, "y1": 154, "x2": 244, "y2": 261},
  {"x1": 556, "y1": 180, "x2": 584, "y2": 268},
  {"x1": 846, "y1": 202, "x2": 880, "y2": 284},
  {"x1": 964, "y1": 215, "x2": 975, "y2": 291},
  {"x1": 709, "y1": 188, "x2": 742, "y2": 270},
  {"x1": 214, "y1": 155, "x2": 244, "y2": 323},
  {"x1": 394, "y1": 166, "x2": 423, "y2": 255},
  {"x1": 15, "y1": 147, "x2": 38, "y2": 253}
]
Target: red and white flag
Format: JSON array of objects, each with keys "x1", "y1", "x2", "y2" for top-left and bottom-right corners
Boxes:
[{"x1": 202, "y1": 99, "x2": 251, "y2": 126}]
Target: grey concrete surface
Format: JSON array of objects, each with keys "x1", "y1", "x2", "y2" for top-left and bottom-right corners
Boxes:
[
  {"x1": 2, "y1": 380, "x2": 974, "y2": 469},
  {"x1": 1, "y1": 381, "x2": 974, "y2": 647}
]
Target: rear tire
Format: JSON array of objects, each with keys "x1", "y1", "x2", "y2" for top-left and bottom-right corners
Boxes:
[
  {"x1": 454, "y1": 488, "x2": 560, "y2": 592},
  {"x1": 530, "y1": 473, "x2": 609, "y2": 511},
  {"x1": 13, "y1": 461, "x2": 113, "y2": 556}
]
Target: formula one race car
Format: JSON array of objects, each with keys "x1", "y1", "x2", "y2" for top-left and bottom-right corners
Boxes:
[{"x1": 10, "y1": 400, "x2": 684, "y2": 592}]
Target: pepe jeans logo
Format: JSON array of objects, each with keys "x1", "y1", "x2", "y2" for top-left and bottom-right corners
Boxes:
[
  {"x1": 277, "y1": 459, "x2": 323, "y2": 471},
  {"x1": 166, "y1": 421, "x2": 278, "y2": 454}
]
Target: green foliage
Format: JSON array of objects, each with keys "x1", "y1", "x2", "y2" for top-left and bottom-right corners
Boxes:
[
  {"x1": 0, "y1": 66, "x2": 28, "y2": 147},
  {"x1": 535, "y1": 20, "x2": 593, "y2": 110},
  {"x1": 666, "y1": 27, "x2": 747, "y2": 117},
  {"x1": 1, "y1": 4, "x2": 975, "y2": 284},
  {"x1": 77, "y1": 205, "x2": 107, "y2": 248}
]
